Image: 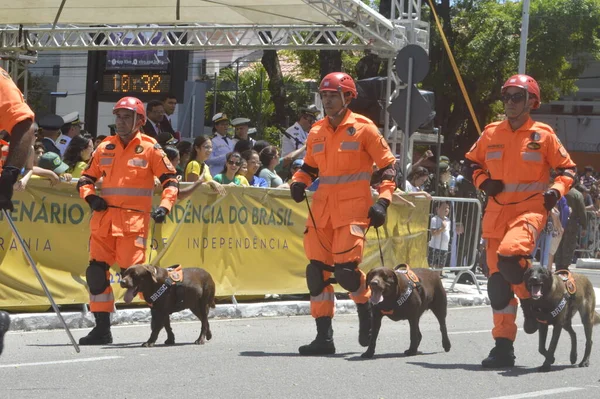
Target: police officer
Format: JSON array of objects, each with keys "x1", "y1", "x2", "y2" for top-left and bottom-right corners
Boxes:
[
  {"x1": 38, "y1": 114, "x2": 64, "y2": 155},
  {"x1": 76, "y1": 96, "x2": 178, "y2": 345},
  {"x1": 290, "y1": 73, "x2": 396, "y2": 355},
  {"x1": 206, "y1": 113, "x2": 234, "y2": 174},
  {"x1": 465, "y1": 74, "x2": 576, "y2": 367},
  {"x1": 0, "y1": 66, "x2": 37, "y2": 356},
  {"x1": 231, "y1": 117, "x2": 256, "y2": 147},
  {"x1": 282, "y1": 105, "x2": 319, "y2": 158},
  {"x1": 56, "y1": 112, "x2": 83, "y2": 157}
]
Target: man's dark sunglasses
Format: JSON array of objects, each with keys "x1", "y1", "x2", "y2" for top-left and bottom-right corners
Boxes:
[{"x1": 501, "y1": 92, "x2": 526, "y2": 104}]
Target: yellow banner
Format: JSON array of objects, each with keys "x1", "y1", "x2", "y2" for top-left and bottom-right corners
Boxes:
[{"x1": 0, "y1": 179, "x2": 430, "y2": 310}]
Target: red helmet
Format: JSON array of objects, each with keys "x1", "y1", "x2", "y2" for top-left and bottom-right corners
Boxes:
[
  {"x1": 319, "y1": 72, "x2": 357, "y2": 99},
  {"x1": 502, "y1": 74, "x2": 541, "y2": 109},
  {"x1": 113, "y1": 96, "x2": 146, "y2": 125}
]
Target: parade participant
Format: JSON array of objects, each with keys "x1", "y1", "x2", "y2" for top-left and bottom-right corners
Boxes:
[
  {"x1": 76, "y1": 96, "x2": 179, "y2": 345},
  {"x1": 0, "y1": 67, "x2": 36, "y2": 356},
  {"x1": 465, "y1": 74, "x2": 576, "y2": 367},
  {"x1": 290, "y1": 72, "x2": 396, "y2": 355}
]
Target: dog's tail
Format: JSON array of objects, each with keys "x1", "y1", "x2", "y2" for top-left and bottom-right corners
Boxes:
[{"x1": 594, "y1": 312, "x2": 600, "y2": 325}]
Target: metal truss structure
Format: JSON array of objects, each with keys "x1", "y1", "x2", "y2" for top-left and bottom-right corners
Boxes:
[{"x1": 0, "y1": 0, "x2": 429, "y2": 156}]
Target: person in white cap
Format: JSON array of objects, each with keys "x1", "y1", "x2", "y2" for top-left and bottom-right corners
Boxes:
[
  {"x1": 282, "y1": 105, "x2": 319, "y2": 158},
  {"x1": 56, "y1": 111, "x2": 83, "y2": 157},
  {"x1": 206, "y1": 112, "x2": 234, "y2": 174},
  {"x1": 231, "y1": 117, "x2": 256, "y2": 147}
]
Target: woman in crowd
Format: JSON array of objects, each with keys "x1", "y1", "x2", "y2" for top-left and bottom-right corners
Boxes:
[
  {"x1": 63, "y1": 133, "x2": 94, "y2": 178},
  {"x1": 163, "y1": 145, "x2": 224, "y2": 198},
  {"x1": 185, "y1": 135, "x2": 216, "y2": 183},
  {"x1": 241, "y1": 150, "x2": 268, "y2": 187},
  {"x1": 406, "y1": 166, "x2": 430, "y2": 193},
  {"x1": 258, "y1": 146, "x2": 283, "y2": 188},
  {"x1": 213, "y1": 151, "x2": 249, "y2": 186}
]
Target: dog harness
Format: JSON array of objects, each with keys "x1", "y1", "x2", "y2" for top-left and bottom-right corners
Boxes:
[
  {"x1": 146, "y1": 265, "x2": 184, "y2": 305},
  {"x1": 379, "y1": 265, "x2": 421, "y2": 315},
  {"x1": 534, "y1": 270, "x2": 577, "y2": 324}
]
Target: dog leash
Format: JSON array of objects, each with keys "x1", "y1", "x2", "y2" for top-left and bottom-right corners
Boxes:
[
  {"x1": 375, "y1": 227, "x2": 385, "y2": 267},
  {"x1": 304, "y1": 194, "x2": 368, "y2": 255},
  {"x1": 108, "y1": 204, "x2": 150, "y2": 213}
]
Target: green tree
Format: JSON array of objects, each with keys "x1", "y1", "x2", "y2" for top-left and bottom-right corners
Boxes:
[{"x1": 424, "y1": 0, "x2": 600, "y2": 158}]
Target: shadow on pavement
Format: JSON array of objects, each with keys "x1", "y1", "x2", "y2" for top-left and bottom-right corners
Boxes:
[
  {"x1": 346, "y1": 351, "x2": 438, "y2": 361},
  {"x1": 407, "y1": 361, "x2": 575, "y2": 375},
  {"x1": 239, "y1": 351, "x2": 357, "y2": 358}
]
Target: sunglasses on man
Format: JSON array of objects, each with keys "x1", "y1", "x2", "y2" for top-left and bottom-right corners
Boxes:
[{"x1": 501, "y1": 92, "x2": 527, "y2": 104}]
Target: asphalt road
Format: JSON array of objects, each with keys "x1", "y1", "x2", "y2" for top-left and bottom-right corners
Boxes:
[{"x1": 2, "y1": 304, "x2": 600, "y2": 399}]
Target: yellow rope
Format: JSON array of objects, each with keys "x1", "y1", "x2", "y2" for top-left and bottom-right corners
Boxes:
[{"x1": 426, "y1": 0, "x2": 482, "y2": 134}]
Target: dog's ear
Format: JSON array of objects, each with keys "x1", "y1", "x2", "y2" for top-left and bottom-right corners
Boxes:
[
  {"x1": 366, "y1": 269, "x2": 374, "y2": 290},
  {"x1": 391, "y1": 269, "x2": 398, "y2": 287},
  {"x1": 142, "y1": 264, "x2": 158, "y2": 283}
]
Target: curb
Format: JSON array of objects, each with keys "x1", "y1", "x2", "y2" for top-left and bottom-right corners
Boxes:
[
  {"x1": 576, "y1": 258, "x2": 600, "y2": 270},
  {"x1": 8, "y1": 292, "x2": 489, "y2": 332}
]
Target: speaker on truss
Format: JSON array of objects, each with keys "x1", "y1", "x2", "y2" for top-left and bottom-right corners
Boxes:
[{"x1": 349, "y1": 77, "x2": 436, "y2": 131}]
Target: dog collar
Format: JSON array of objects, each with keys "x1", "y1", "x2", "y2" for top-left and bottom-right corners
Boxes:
[
  {"x1": 535, "y1": 292, "x2": 571, "y2": 324},
  {"x1": 379, "y1": 269, "x2": 420, "y2": 315},
  {"x1": 146, "y1": 265, "x2": 183, "y2": 305}
]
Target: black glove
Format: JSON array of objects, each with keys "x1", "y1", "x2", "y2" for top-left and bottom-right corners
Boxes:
[
  {"x1": 543, "y1": 189, "x2": 559, "y2": 211},
  {"x1": 368, "y1": 198, "x2": 390, "y2": 228},
  {"x1": 85, "y1": 194, "x2": 108, "y2": 212},
  {"x1": 290, "y1": 182, "x2": 307, "y2": 203},
  {"x1": 0, "y1": 166, "x2": 20, "y2": 212},
  {"x1": 479, "y1": 179, "x2": 504, "y2": 197},
  {"x1": 151, "y1": 206, "x2": 169, "y2": 223}
]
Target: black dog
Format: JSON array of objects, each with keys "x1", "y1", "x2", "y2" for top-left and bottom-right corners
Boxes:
[
  {"x1": 524, "y1": 266, "x2": 600, "y2": 371},
  {"x1": 121, "y1": 264, "x2": 216, "y2": 347},
  {"x1": 361, "y1": 264, "x2": 451, "y2": 358}
]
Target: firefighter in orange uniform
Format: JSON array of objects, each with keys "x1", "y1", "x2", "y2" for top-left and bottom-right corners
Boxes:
[
  {"x1": 290, "y1": 72, "x2": 396, "y2": 355},
  {"x1": 465, "y1": 75, "x2": 576, "y2": 367},
  {"x1": 0, "y1": 67, "x2": 36, "y2": 356},
  {"x1": 76, "y1": 97, "x2": 179, "y2": 345}
]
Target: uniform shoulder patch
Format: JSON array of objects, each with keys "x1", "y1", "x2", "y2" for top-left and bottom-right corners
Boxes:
[
  {"x1": 105, "y1": 143, "x2": 116, "y2": 150},
  {"x1": 154, "y1": 143, "x2": 162, "y2": 150}
]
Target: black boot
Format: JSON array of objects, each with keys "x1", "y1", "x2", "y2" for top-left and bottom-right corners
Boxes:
[
  {"x1": 0, "y1": 311, "x2": 10, "y2": 356},
  {"x1": 481, "y1": 338, "x2": 515, "y2": 368},
  {"x1": 298, "y1": 317, "x2": 336, "y2": 356},
  {"x1": 520, "y1": 298, "x2": 538, "y2": 334},
  {"x1": 79, "y1": 312, "x2": 113, "y2": 345},
  {"x1": 356, "y1": 302, "x2": 372, "y2": 347}
]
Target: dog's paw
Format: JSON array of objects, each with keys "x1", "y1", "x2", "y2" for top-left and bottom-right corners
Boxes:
[
  {"x1": 164, "y1": 338, "x2": 175, "y2": 345},
  {"x1": 404, "y1": 349, "x2": 418, "y2": 356},
  {"x1": 361, "y1": 350, "x2": 374, "y2": 359},
  {"x1": 142, "y1": 342, "x2": 155, "y2": 348},
  {"x1": 443, "y1": 340, "x2": 451, "y2": 352},
  {"x1": 539, "y1": 363, "x2": 551, "y2": 372},
  {"x1": 206, "y1": 331, "x2": 212, "y2": 341},
  {"x1": 194, "y1": 338, "x2": 206, "y2": 345},
  {"x1": 578, "y1": 359, "x2": 590, "y2": 368}
]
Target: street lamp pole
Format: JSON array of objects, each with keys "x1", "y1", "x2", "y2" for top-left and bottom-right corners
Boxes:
[{"x1": 518, "y1": 0, "x2": 531, "y2": 74}]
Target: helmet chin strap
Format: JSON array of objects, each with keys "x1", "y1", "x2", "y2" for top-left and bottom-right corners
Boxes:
[{"x1": 327, "y1": 89, "x2": 349, "y2": 121}]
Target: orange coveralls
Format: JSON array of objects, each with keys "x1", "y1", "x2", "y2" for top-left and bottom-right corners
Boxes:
[
  {"x1": 292, "y1": 110, "x2": 396, "y2": 318},
  {"x1": 78, "y1": 132, "x2": 178, "y2": 312},
  {"x1": 0, "y1": 67, "x2": 35, "y2": 172},
  {"x1": 465, "y1": 117, "x2": 575, "y2": 341}
]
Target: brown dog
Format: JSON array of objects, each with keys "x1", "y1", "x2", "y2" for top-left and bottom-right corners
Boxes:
[
  {"x1": 362, "y1": 264, "x2": 451, "y2": 358},
  {"x1": 120, "y1": 264, "x2": 216, "y2": 347},
  {"x1": 524, "y1": 266, "x2": 600, "y2": 371}
]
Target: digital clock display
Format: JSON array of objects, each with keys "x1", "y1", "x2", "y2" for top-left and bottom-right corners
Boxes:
[{"x1": 103, "y1": 73, "x2": 171, "y2": 94}]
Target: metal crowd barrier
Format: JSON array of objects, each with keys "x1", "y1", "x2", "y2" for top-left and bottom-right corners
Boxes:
[
  {"x1": 575, "y1": 210, "x2": 600, "y2": 259},
  {"x1": 428, "y1": 197, "x2": 483, "y2": 294}
]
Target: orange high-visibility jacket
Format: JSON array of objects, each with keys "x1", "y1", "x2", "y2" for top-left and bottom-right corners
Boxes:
[
  {"x1": 0, "y1": 67, "x2": 35, "y2": 172},
  {"x1": 293, "y1": 110, "x2": 396, "y2": 229},
  {"x1": 79, "y1": 132, "x2": 178, "y2": 236},
  {"x1": 466, "y1": 117, "x2": 576, "y2": 214}
]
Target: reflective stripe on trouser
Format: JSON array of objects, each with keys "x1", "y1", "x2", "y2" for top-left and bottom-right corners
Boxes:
[
  {"x1": 492, "y1": 298, "x2": 519, "y2": 341},
  {"x1": 310, "y1": 268, "x2": 335, "y2": 318},
  {"x1": 89, "y1": 232, "x2": 147, "y2": 312},
  {"x1": 90, "y1": 269, "x2": 115, "y2": 313}
]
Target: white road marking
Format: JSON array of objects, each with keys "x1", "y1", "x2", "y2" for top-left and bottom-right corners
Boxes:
[
  {"x1": 0, "y1": 356, "x2": 123, "y2": 369},
  {"x1": 486, "y1": 387, "x2": 585, "y2": 399}
]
